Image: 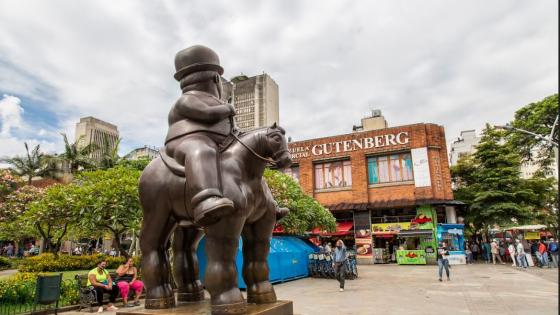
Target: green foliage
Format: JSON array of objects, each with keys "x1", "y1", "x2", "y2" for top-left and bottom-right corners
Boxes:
[
  {"x1": 0, "y1": 169, "x2": 20, "y2": 201},
  {"x1": 97, "y1": 135, "x2": 121, "y2": 169},
  {"x1": 452, "y1": 125, "x2": 548, "y2": 232},
  {"x1": 508, "y1": 93, "x2": 558, "y2": 170},
  {"x1": 75, "y1": 166, "x2": 142, "y2": 256},
  {"x1": 18, "y1": 253, "x2": 127, "y2": 272},
  {"x1": 27, "y1": 184, "x2": 79, "y2": 253},
  {"x1": 0, "y1": 272, "x2": 79, "y2": 304},
  {"x1": 1, "y1": 143, "x2": 55, "y2": 185},
  {"x1": 0, "y1": 257, "x2": 12, "y2": 271},
  {"x1": 264, "y1": 169, "x2": 336, "y2": 234},
  {"x1": 117, "y1": 157, "x2": 151, "y2": 171}
]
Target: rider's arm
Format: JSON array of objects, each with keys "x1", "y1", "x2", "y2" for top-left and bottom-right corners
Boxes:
[{"x1": 175, "y1": 95, "x2": 235, "y2": 123}]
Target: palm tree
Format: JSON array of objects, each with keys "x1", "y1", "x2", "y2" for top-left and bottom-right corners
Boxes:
[
  {"x1": 98, "y1": 134, "x2": 121, "y2": 169},
  {"x1": 57, "y1": 133, "x2": 97, "y2": 174},
  {"x1": 1, "y1": 143, "x2": 53, "y2": 185}
]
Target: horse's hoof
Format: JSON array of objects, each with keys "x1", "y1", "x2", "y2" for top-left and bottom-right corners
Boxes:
[
  {"x1": 247, "y1": 291, "x2": 277, "y2": 304},
  {"x1": 211, "y1": 301, "x2": 247, "y2": 315},
  {"x1": 144, "y1": 296, "x2": 176, "y2": 309},
  {"x1": 177, "y1": 289, "x2": 205, "y2": 302}
]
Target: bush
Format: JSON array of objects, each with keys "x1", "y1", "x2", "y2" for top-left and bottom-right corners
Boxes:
[
  {"x1": 0, "y1": 272, "x2": 79, "y2": 303},
  {"x1": 0, "y1": 257, "x2": 12, "y2": 270},
  {"x1": 18, "y1": 254, "x2": 131, "y2": 272}
]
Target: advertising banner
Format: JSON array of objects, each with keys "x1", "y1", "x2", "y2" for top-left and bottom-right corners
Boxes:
[
  {"x1": 354, "y1": 211, "x2": 372, "y2": 239},
  {"x1": 525, "y1": 231, "x2": 540, "y2": 240},
  {"x1": 355, "y1": 238, "x2": 373, "y2": 258},
  {"x1": 411, "y1": 147, "x2": 431, "y2": 187},
  {"x1": 371, "y1": 222, "x2": 411, "y2": 234},
  {"x1": 412, "y1": 206, "x2": 435, "y2": 230},
  {"x1": 396, "y1": 250, "x2": 426, "y2": 264}
]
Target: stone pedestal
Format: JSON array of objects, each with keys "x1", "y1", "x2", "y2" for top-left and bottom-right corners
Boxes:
[{"x1": 116, "y1": 300, "x2": 293, "y2": 315}]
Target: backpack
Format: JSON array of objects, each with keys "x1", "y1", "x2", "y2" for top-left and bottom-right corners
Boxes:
[{"x1": 549, "y1": 242, "x2": 558, "y2": 252}]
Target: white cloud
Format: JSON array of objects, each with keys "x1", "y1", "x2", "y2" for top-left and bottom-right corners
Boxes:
[
  {"x1": 0, "y1": 0, "x2": 557, "y2": 158},
  {"x1": 0, "y1": 94, "x2": 24, "y2": 136}
]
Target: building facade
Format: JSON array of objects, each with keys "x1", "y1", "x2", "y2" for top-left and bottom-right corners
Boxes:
[
  {"x1": 124, "y1": 146, "x2": 159, "y2": 160},
  {"x1": 222, "y1": 73, "x2": 279, "y2": 132},
  {"x1": 75, "y1": 116, "x2": 119, "y2": 162},
  {"x1": 449, "y1": 130, "x2": 480, "y2": 166},
  {"x1": 282, "y1": 123, "x2": 461, "y2": 264}
]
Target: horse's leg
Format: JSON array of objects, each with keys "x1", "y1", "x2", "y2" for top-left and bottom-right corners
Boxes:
[
  {"x1": 139, "y1": 197, "x2": 176, "y2": 309},
  {"x1": 173, "y1": 226, "x2": 205, "y2": 302},
  {"x1": 242, "y1": 209, "x2": 277, "y2": 304},
  {"x1": 204, "y1": 218, "x2": 246, "y2": 314}
]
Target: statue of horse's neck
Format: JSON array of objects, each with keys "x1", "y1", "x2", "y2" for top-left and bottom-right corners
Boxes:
[{"x1": 233, "y1": 129, "x2": 269, "y2": 178}]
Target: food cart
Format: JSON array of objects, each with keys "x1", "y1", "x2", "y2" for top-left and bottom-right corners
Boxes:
[{"x1": 436, "y1": 223, "x2": 465, "y2": 265}]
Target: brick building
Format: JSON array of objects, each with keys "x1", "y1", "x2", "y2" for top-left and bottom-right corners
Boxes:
[{"x1": 282, "y1": 122, "x2": 463, "y2": 264}]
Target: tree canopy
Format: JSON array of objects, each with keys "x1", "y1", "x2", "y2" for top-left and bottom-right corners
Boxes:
[{"x1": 1, "y1": 143, "x2": 54, "y2": 184}]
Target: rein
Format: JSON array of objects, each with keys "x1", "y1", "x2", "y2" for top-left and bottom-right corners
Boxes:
[{"x1": 231, "y1": 131, "x2": 279, "y2": 166}]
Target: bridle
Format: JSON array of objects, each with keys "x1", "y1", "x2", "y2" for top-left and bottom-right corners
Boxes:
[{"x1": 230, "y1": 129, "x2": 288, "y2": 167}]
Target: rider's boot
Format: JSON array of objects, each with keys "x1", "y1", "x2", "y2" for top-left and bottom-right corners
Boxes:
[{"x1": 192, "y1": 194, "x2": 234, "y2": 226}]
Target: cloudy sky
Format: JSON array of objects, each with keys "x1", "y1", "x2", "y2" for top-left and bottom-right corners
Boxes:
[{"x1": 0, "y1": 0, "x2": 557, "y2": 159}]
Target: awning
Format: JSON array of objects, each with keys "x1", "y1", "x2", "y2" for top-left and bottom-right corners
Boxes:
[
  {"x1": 398, "y1": 230, "x2": 434, "y2": 237},
  {"x1": 272, "y1": 225, "x2": 285, "y2": 234},
  {"x1": 312, "y1": 221, "x2": 353, "y2": 236},
  {"x1": 324, "y1": 199, "x2": 464, "y2": 212}
]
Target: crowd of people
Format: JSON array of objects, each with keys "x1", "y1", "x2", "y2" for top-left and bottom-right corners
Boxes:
[
  {"x1": 0, "y1": 242, "x2": 39, "y2": 258},
  {"x1": 463, "y1": 238, "x2": 558, "y2": 268}
]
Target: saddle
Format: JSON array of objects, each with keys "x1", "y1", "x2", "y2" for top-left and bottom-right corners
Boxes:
[{"x1": 159, "y1": 130, "x2": 240, "y2": 178}]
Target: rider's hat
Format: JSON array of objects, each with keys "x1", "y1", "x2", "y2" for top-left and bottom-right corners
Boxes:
[{"x1": 174, "y1": 45, "x2": 224, "y2": 81}]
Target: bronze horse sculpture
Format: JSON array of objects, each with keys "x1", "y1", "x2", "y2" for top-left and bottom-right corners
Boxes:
[{"x1": 139, "y1": 124, "x2": 292, "y2": 314}]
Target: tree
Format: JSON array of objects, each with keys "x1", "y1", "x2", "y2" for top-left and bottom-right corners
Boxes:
[
  {"x1": 522, "y1": 174, "x2": 558, "y2": 238},
  {"x1": 98, "y1": 134, "x2": 121, "y2": 169},
  {"x1": 27, "y1": 183, "x2": 79, "y2": 254},
  {"x1": 0, "y1": 169, "x2": 20, "y2": 201},
  {"x1": 508, "y1": 94, "x2": 558, "y2": 171},
  {"x1": 455, "y1": 125, "x2": 536, "y2": 234},
  {"x1": 117, "y1": 157, "x2": 151, "y2": 171},
  {"x1": 56, "y1": 133, "x2": 97, "y2": 174},
  {"x1": 264, "y1": 169, "x2": 336, "y2": 234},
  {"x1": 0, "y1": 185, "x2": 44, "y2": 243},
  {"x1": 1, "y1": 143, "x2": 54, "y2": 184},
  {"x1": 76, "y1": 166, "x2": 142, "y2": 257}
]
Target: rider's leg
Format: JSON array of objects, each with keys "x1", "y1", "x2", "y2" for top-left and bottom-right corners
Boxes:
[{"x1": 173, "y1": 134, "x2": 234, "y2": 225}]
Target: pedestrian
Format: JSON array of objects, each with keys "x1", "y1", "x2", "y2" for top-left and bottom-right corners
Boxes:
[
  {"x1": 465, "y1": 242, "x2": 473, "y2": 264},
  {"x1": 499, "y1": 242, "x2": 506, "y2": 262},
  {"x1": 332, "y1": 239, "x2": 347, "y2": 292},
  {"x1": 437, "y1": 242, "x2": 450, "y2": 281},
  {"x1": 325, "y1": 242, "x2": 332, "y2": 254},
  {"x1": 508, "y1": 242, "x2": 517, "y2": 267},
  {"x1": 548, "y1": 238, "x2": 558, "y2": 268},
  {"x1": 482, "y1": 241, "x2": 491, "y2": 264},
  {"x1": 471, "y1": 242, "x2": 479, "y2": 261},
  {"x1": 516, "y1": 240, "x2": 528, "y2": 269},
  {"x1": 491, "y1": 239, "x2": 505, "y2": 265},
  {"x1": 538, "y1": 240, "x2": 549, "y2": 268},
  {"x1": 6, "y1": 243, "x2": 13, "y2": 257}
]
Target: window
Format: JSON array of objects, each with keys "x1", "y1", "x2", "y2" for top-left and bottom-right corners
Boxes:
[
  {"x1": 314, "y1": 160, "x2": 352, "y2": 190},
  {"x1": 367, "y1": 153, "x2": 413, "y2": 185},
  {"x1": 282, "y1": 166, "x2": 300, "y2": 183}
]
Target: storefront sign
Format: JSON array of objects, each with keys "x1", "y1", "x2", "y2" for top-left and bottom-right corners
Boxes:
[
  {"x1": 289, "y1": 132, "x2": 410, "y2": 159},
  {"x1": 411, "y1": 147, "x2": 431, "y2": 187},
  {"x1": 396, "y1": 250, "x2": 426, "y2": 264},
  {"x1": 354, "y1": 211, "x2": 372, "y2": 239},
  {"x1": 356, "y1": 238, "x2": 373, "y2": 258},
  {"x1": 372, "y1": 222, "x2": 411, "y2": 234},
  {"x1": 525, "y1": 231, "x2": 540, "y2": 240}
]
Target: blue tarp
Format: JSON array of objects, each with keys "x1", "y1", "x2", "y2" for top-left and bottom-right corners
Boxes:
[{"x1": 196, "y1": 236, "x2": 318, "y2": 289}]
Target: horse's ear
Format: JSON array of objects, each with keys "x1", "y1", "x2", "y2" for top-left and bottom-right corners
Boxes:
[{"x1": 272, "y1": 122, "x2": 277, "y2": 129}]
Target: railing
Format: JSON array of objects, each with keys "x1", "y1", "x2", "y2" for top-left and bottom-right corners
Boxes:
[{"x1": 0, "y1": 279, "x2": 78, "y2": 315}]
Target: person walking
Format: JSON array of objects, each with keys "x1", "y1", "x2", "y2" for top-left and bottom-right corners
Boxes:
[
  {"x1": 437, "y1": 242, "x2": 450, "y2": 281},
  {"x1": 465, "y1": 242, "x2": 473, "y2": 264},
  {"x1": 548, "y1": 238, "x2": 558, "y2": 268},
  {"x1": 471, "y1": 242, "x2": 479, "y2": 262},
  {"x1": 332, "y1": 239, "x2": 347, "y2": 292},
  {"x1": 491, "y1": 240, "x2": 505, "y2": 265},
  {"x1": 508, "y1": 242, "x2": 517, "y2": 267},
  {"x1": 482, "y1": 241, "x2": 491, "y2": 264},
  {"x1": 538, "y1": 240, "x2": 549, "y2": 268},
  {"x1": 516, "y1": 240, "x2": 528, "y2": 269}
]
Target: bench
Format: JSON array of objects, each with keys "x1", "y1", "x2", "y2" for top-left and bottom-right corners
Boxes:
[{"x1": 75, "y1": 273, "x2": 136, "y2": 312}]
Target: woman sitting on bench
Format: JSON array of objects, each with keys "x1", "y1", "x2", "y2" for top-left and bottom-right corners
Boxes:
[
  {"x1": 116, "y1": 258, "x2": 144, "y2": 307},
  {"x1": 88, "y1": 259, "x2": 119, "y2": 312}
]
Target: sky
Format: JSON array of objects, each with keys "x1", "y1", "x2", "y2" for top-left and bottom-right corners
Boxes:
[{"x1": 0, "y1": 0, "x2": 557, "y2": 160}]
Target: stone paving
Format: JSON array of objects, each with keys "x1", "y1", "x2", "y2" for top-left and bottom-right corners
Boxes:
[{"x1": 66, "y1": 263, "x2": 558, "y2": 315}]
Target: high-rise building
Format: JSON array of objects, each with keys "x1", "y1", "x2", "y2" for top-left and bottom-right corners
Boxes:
[
  {"x1": 75, "y1": 116, "x2": 119, "y2": 161},
  {"x1": 125, "y1": 145, "x2": 159, "y2": 160},
  {"x1": 222, "y1": 73, "x2": 279, "y2": 132},
  {"x1": 449, "y1": 130, "x2": 480, "y2": 166}
]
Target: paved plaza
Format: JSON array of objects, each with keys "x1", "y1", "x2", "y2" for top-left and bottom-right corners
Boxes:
[{"x1": 273, "y1": 264, "x2": 558, "y2": 315}]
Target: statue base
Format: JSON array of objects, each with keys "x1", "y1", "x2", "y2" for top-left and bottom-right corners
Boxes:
[{"x1": 116, "y1": 299, "x2": 293, "y2": 315}]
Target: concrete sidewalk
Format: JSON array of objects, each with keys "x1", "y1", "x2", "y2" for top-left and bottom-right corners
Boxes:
[{"x1": 64, "y1": 264, "x2": 558, "y2": 315}]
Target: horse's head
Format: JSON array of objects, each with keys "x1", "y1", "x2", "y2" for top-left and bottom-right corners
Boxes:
[{"x1": 263, "y1": 123, "x2": 292, "y2": 169}]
